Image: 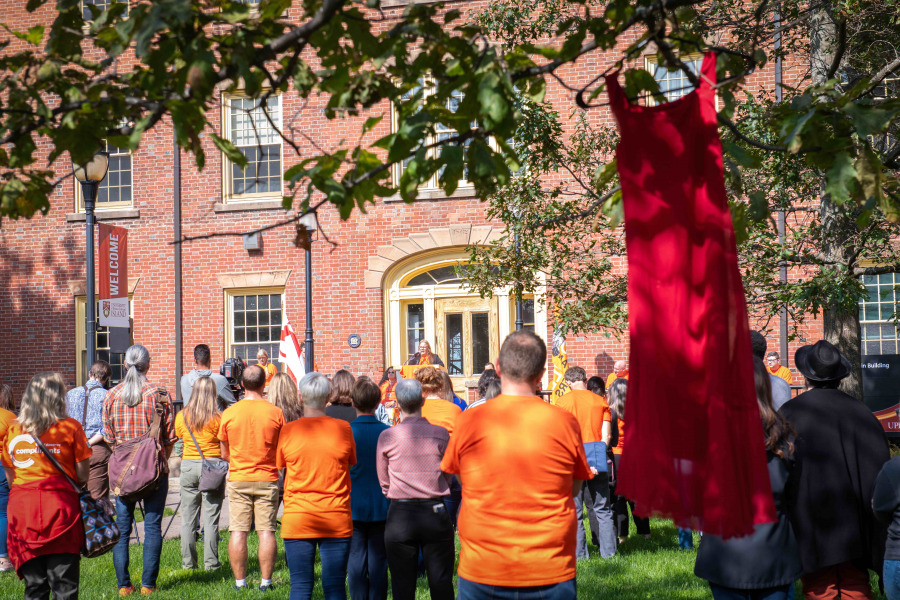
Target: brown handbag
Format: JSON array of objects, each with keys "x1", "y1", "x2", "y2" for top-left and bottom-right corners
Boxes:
[{"x1": 107, "y1": 390, "x2": 169, "y2": 503}]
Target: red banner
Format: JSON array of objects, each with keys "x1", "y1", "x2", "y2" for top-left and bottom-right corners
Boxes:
[{"x1": 98, "y1": 224, "x2": 129, "y2": 327}]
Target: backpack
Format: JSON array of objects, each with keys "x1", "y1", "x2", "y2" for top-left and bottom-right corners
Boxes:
[{"x1": 108, "y1": 390, "x2": 169, "y2": 503}]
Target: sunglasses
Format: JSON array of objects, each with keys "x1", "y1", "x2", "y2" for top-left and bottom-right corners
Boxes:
[{"x1": 387, "y1": 370, "x2": 395, "y2": 374}]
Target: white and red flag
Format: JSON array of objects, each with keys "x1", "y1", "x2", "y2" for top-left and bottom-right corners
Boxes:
[{"x1": 278, "y1": 322, "x2": 305, "y2": 382}]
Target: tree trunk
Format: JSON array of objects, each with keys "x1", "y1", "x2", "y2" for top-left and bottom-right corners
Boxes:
[{"x1": 811, "y1": 2, "x2": 864, "y2": 399}]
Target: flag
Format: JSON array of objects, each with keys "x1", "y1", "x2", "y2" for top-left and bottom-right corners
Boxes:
[
  {"x1": 551, "y1": 330, "x2": 570, "y2": 403},
  {"x1": 279, "y1": 322, "x2": 305, "y2": 382}
]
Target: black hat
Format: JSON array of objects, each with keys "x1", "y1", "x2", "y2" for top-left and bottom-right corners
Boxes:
[{"x1": 794, "y1": 340, "x2": 851, "y2": 384}]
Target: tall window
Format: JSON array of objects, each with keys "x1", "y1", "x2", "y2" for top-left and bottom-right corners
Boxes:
[
  {"x1": 227, "y1": 290, "x2": 284, "y2": 363},
  {"x1": 76, "y1": 140, "x2": 132, "y2": 211},
  {"x1": 405, "y1": 303, "x2": 425, "y2": 362},
  {"x1": 225, "y1": 95, "x2": 282, "y2": 200},
  {"x1": 860, "y1": 273, "x2": 900, "y2": 355},
  {"x1": 82, "y1": 0, "x2": 126, "y2": 20},
  {"x1": 393, "y1": 85, "x2": 473, "y2": 189},
  {"x1": 648, "y1": 56, "x2": 702, "y2": 102}
]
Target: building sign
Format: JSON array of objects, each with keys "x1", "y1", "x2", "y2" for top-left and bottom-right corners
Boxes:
[
  {"x1": 862, "y1": 354, "x2": 900, "y2": 435},
  {"x1": 98, "y1": 223, "x2": 129, "y2": 328}
]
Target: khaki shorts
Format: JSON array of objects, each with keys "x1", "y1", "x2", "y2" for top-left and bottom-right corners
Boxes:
[{"x1": 227, "y1": 480, "x2": 279, "y2": 532}]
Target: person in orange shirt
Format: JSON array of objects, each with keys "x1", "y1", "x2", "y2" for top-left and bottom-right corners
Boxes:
[
  {"x1": 406, "y1": 340, "x2": 445, "y2": 368},
  {"x1": 556, "y1": 366, "x2": 616, "y2": 559},
  {"x1": 378, "y1": 367, "x2": 400, "y2": 425},
  {"x1": 441, "y1": 330, "x2": 592, "y2": 599},
  {"x1": 0, "y1": 384, "x2": 16, "y2": 573},
  {"x1": 765, "y1": 352, "x2": 793, "y2": 385},
  {"x1": 415, "y1": 367, "x2": 461, "y2": 436},
  {"x1": 175, "y1": 376, "x2": 225, "y2": 571},
  {"x1": 606, "y1": 378, "x2": 650, "y2": 544},
  {"x1": 277, "y1": 372, "x2": 356, "y2": 600},
  {"x1": 219, "y1": 365, "x2": 285, "y2": 592},
  {"x1": 1, "y1": 373, "x2": 91, "y2": 598},
  {"x1": 257, "y1": 349, "x2": 278, "y2": 387},
  {"x1": 605, "y1": 360, "x2": 629, "y2": 390}
]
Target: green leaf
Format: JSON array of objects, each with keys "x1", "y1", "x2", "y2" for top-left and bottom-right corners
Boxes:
[
  {"x1": 438, "y1": 144, "x2": 464, "y2": 196},
  {"x1": 363, "y1": 115, "x2": 384, "y2": 133},
  {"x1": 843, "y1": 103, "x2": 897, "y2": 139},
  {"x1": 782, "y1": 108, "x2": 816, "y2": 154},
  {"x1": 747, "y1": 191, "x2": 770, "y2": 222},
  {"x1": 824, "y1": 151, "x2": 857, "y2": 204},
  {"x1": 25, "y1": 25, "x2": 44, "y2": 44},
  {"x1": 623, "y1": 69, "x2": 664, "y2": 104},
  {"x1": 722, "y1": 141, "x2": 761, "y2": 169},
  {"x1": 211, "y1": 134, "x2": 247, "y2": 168}
]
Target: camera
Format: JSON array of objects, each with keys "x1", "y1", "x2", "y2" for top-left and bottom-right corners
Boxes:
[{"x1": 220, "y1": 357, "x2": 247, "y2": 399}]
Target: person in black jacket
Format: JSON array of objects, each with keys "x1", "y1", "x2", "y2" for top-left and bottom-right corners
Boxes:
[
  {"x1": 779, "y1": 340, "x2": 890, "y2": 599},
  {"x1": 873, "y1": 456, "x2": 900, "y2": 600},
  {"x1": 695, "y1": 357, "x2": 802, "y2": 599}
]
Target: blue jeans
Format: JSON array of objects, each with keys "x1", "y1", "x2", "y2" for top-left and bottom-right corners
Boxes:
[
  {"x1": 575, "y1": 474, "x2": 616, "y2": 559},
  {"x1": 709, "y1": 583, "x2": 792, "y2": 600},
  {"x1": 113, "y1": 478, "x2": 168, "y2": 589},
  {"x1": 885, "y1": 560, "x2": 900, "y2": 600},
  {"x1": 348, "y1": 521, "x2": 387, "y2": 600},
  {"x1": 284, "y1": 537, "x2": 351, "y2": 600},
  {"x1": 678, "y1": 528, "x2": 694, "y2": 549},
  {"x1": 458, "y1": 577, "x2": 576, "y2": 600},
  {"x1": 0, "y1": 477, "x2": 9, "y2": 558}
]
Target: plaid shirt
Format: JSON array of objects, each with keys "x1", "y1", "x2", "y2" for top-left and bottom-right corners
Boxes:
[{"x1": 103, "y1": 381, "x2": 177, "y2": 447}]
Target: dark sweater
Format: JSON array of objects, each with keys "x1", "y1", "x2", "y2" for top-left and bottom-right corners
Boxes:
[{"x1": 873, "y1": 456, "x2": 900, "y2": 561}]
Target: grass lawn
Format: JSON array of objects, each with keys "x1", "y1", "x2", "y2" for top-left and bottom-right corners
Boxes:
[{"x1": 0, "y1": 519, "x2": 887, "y2": 599}]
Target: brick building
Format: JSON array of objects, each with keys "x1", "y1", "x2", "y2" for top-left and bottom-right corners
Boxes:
[{"x1": 5, "y1": 0, "x2": 891, "y2": 412}]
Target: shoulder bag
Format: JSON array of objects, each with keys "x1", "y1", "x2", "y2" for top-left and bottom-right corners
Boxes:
[
  {"x1": 185, "y1": 420, "x2": 229, "y2": 493},
  {"x1": 32, "y1": 434, "x2": 120, "y2": 558},
  {"x1": 108, "y1": 388, "x2": 169, "y2": 503}
]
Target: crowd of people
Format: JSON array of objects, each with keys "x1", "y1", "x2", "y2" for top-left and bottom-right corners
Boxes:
[{"x1": 0, "y1": 330, "x2": 899, "y2": 600}]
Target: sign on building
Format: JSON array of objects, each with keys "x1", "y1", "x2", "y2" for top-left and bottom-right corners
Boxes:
[{"x1": 99, "y1": 223, "x2": 129, "y2": 328}]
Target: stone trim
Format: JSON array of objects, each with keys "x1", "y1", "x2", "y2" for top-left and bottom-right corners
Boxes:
[
  {"x1": 68, "y1": 277, "x2": 141, "y2": 296},
  {"x1": 216, "y1": 270, "x2": 292, "y2": 289},
  {"x1": 383, "y1": 187, "x2": 476, "y2": 202},
  {"x1": 363, "y1": 225, "x2": 504, "y2": 289},
  {"x1": 213, "y1": 199, "x2": 287, "y2": 213},
  {"x1": 66, "y1": 209, "x2": 140, "y2": 222}
]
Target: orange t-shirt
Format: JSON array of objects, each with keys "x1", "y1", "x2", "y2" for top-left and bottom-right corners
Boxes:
[
  {"x1": 612, "y1": 417, "x2": 626, "y2": 455},
  {"x1": 276, "y1": 416, "x2": 356, "y2": 539},
  {"x1": 767, "y1": 365, "x2": 793, "y2": 385},
  {"x1": 605, "y1": 371, "x2": 629, "y2": 389},
  {"x1": 260, "y1": 362, "x2": 278, "y2": 386},
  {"x1": 175, "y1": 412, "x2": 222, "y2": 460},
  {"x1": 218, "y1": 398, "x2": 284, "y2": 482},
  {"x1": 441, "y1": 394, "x2": 592, "y2": 587},
  {"x1": 555, "y1": 389, "x2": 610, "y2": 444},
  {"x1": 0, "y1": 407, "x2": 15, "y2": 440},
  {"x1": 1, "y1": 418, "x2": 91, "y2": 486},
  {"x1": 421, "y1": 397, "x2": 461, "y2": 436}
]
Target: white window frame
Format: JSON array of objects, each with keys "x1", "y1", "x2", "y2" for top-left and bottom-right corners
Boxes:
[
  {"x1": 74, "y1": 140, "x2": 133, "y2": 212},
  {"x1": 224, "y1": 287, "x2": 287, "y2": 363},
  {"x1": 221, "y1": 93, "x2": 284, "y2": 203},
  {"x1": 860, "y1": 272, "x2": 900, "y2": 355},
  {"x1": 392, "y1": 81, "x2": 484, "y2": 190},
  {"x1": 644, "y1": 54, "x2": 704, "y2": 104},
  {"x1": 81, "y1": 0, "x2": 128, "y2": 21}
]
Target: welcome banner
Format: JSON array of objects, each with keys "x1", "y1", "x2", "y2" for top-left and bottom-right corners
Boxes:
[{"x1": 98, "y1": 223, "x2": 129, "y2": 328}]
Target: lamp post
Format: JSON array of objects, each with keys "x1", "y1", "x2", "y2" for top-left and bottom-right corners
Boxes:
[
  {"x1": 73, "y1": 151, "x2": 110, "y2": 370},
  {"x1": 299, "y1": 212, "x2": 318, "y2": 373}
]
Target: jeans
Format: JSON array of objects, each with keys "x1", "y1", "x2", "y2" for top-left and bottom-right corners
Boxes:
[
  {"x1": 384, "y1": 500, "x2": 455, "y2": 600},
  {"x1": 678, "y1": 528, "x2": 694, "y2": 549},
  {"x1": 113, "y1": 478, "x2": 169, "y2": 590},
  {"x1": 348, "y1": 521, "x2": 388, "y2": 600},
  {"x1": 20, "y1": 553, "x2": 80, "y2": 600},
  {"x1": 709, "y1": 583, "x2": 792, "y2": 600},
  {"x1": 885, "y1": 560, "x2": 900, "y2": 600},
  {"x1": 443, "y1": 476, "x2": 462, "y2": 529},
  {"x1": 458, "y1": 577, "x2": 576, "y2": 600},
  {"x1": 179, "y1": 460, "x2": 224, "y2": 570},
  {"x1": 575, "y1": 474, "x2": 616, "y2": 559},
  {"x1": 0, "y1": 477, "x2": 9, "y2": 558},
  {"x1": 284, "y1": 537, "x2": 351, "y2": 600}
]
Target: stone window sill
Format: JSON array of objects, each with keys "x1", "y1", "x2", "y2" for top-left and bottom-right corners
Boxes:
[
  {"x1": 384, "y1": 187, "x2": 477, "y2": 202},
  {"x1": 66, "y1": 208, "x2": 140, "y2": 222},
  {"x1": 214, "y1": 199, "x2": 288, "y2": 213}
]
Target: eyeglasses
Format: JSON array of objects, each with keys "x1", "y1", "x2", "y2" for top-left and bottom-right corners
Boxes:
[{"x1": 387, "y1": 370, "x2": 395, "y2": 375}]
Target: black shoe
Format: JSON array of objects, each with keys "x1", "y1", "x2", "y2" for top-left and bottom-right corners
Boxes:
[
  {"x1": 232, "y1": 584, "x2": 248, "y2": 591},
  {"x1": 258, "y1": 584, "x2": 274, "y2": 592}
]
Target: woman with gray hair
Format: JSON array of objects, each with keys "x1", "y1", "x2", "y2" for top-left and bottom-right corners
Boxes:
[
  {"x1": 277, "y1": 372, "x2": 356, "y2": 600},
  {"x1": 102, "y1": 344, "x2": 178, "y2": 595},
  {"x1": 607, "y1": 378, "x2": 650, "y2": 543}
]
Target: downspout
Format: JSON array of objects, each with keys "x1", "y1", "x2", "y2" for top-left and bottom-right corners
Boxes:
[
  {"x1": 174, "y1": 133, "x2": 184, "y2": 405},
  {"x1": 775, "y1": 7, "x2": 789, "y2": 363}
]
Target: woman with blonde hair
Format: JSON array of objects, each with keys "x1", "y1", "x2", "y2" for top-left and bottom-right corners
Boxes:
[
  {"x1": 269, "y1": 372, "x2": 303, "y2": 423},
  {"x1": 1, "y1": 373, "x2": 91, "y2": 596},
  {"x1": 175, "y1": 376, "x2": 226, "y2": 571},
  {"x1": 326, "y1": 370, "x2": 357, "y2": 424}
]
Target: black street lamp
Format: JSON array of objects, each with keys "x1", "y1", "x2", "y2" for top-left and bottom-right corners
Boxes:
[
  {"x1": 299, "y1": 212, "x2": 318, "y2": 373},
  {"x1": 73, "y1": 151, "x2": 110, "y2": 370}
]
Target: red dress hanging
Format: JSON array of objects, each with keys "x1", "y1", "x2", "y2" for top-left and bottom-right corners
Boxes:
[{"x1": 606, "y1": 53, "x2": 775, "y2": 538}]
